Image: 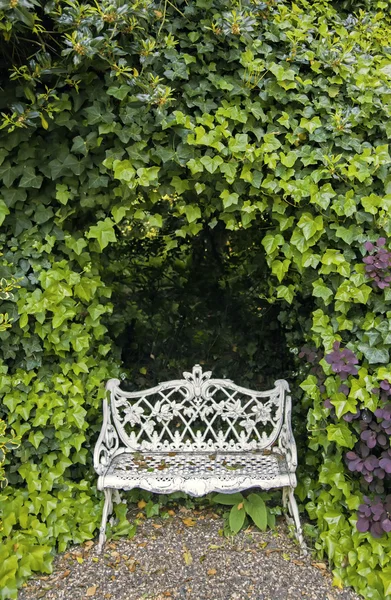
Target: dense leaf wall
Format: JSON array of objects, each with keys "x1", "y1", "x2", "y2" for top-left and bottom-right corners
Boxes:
[{"x1": 1, "y1": 0, "x2": 391, "y2": 597}]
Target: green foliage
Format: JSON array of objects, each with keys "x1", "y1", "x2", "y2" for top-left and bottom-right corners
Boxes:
[
  {"x1": 0, "y1": 419, "x2": 19, "y2": 490},
  {"x1": 212, "y1": 492, "x2": 276, "y2": 535},
  {"x1": 1, "y1": 0, "x2": 391, "y2": 597}
]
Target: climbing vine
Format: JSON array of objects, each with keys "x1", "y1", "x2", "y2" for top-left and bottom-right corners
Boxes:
[{"x1": 1, "y1": 0, "x2": 391, "y2": 598}]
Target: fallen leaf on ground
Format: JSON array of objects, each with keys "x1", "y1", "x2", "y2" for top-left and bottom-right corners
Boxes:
[
  {"x1": 183, "y1": 545, "x2": 193, "y2": 566},
  {"x1": 292, "y1": 560, "x2": 305, "y2": 566},
  {"x1": 207, "y1": 568, "x2": 217, "y2": 576},
  {"x1": 167, "y1": 510, "x2": 175, "y2": 516},
  {"x1": 60, "y1": 570, "x2": 71, "y2": 579},
  {"x1": 265, "y1": 548, "x2": 282, "y2": 555},
  {"x1": 138, "y1": 499, "x2": 147, "y2": 509},
  {"x1": 84, "y1": 541, "x2": 94, "y2": 549},
  {"x1": 152, "y1": 523, "x2": 163, "y2": 529},
  {"x1": 182, "y1": 517, "x2": 196, "y2": 527},
  {"x1": 312, "y1": 562, "x2": 327, "y2": 570},
  {"x1": 127, "y1": 560, "x2": 137, "y2": 572},
  {"x1": 86, "y1": 585, "x2": 97, "y2": 596},
  {"x1": 76, "y1": 556, "x2": 84, "y2": 564}
]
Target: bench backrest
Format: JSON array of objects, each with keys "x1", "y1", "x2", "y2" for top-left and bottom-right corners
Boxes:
[{"x1": 103, "y1": 365, "x2": 291, "y2": 453}]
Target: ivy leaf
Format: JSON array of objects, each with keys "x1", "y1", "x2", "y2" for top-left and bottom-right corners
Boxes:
[
  {"x1": 357, "y1": 344, "x2": 389, "y2": 365},
  {"x1": 137, "y1": 166, "x2": 160, "y2": 186},
  {"x1": 262, "y1": 234, "x2": 284, "y2": 255},
  {"x1": 56, "y1": 184, "x2": 72, "y2": 205},
  {"x1": 19, "y1": 167, "x2": 43, "y2": 189},
  {"x1": 113, "y1": 160, "x2": 136, "y2": 182},
  {"x1": 331, "y1": 394, "x2": 357, "y2": 419},
  {"x1": 312, "y1": 279, "x2": 333, "y2": 302},
  {"x1": 86, "y1": 218, "x2": 117, "y2": 250},
  {"x1": 184, "y1": 205, "x2": 201, "y2": 223},
  {"x1": 297, "y1": 213, "x2": 323, "y2": 240},
  {"x1": 0, "y1": 199, "x2": 10, "y2": 225},
  {"x1": 220, "y1": 189, "x2": 239, "y2": 208},
  {"x1": 300, "y1": 375, "x2": 319, "y2": 397},
  {"x1": 171, "y1": 176, "x2": 190, "y2": 195},
  {"x1": 380, "y1": 567, "x2": 391, "y2": 596},
  {"x1": 280, "y1": 151, "x2": 297, "y2": 168},
  {"x1": 186, "y1": 158, "x2": 204, "y2": 174},
  {"x1": 200, "y1": 155, "x2": 223, "y2": 174},
  {"x1": 261, "y1": 134, "x2": 281, "y2": 153},
  {"x1": 228, "y1": 134, "x2": 248, "y2": 153},
  {"x1": 271, "y1": 259, "x2": 290, "y2": 282},
  {"x1": 327, "y1": 424, "x2": 356, "y2": 448},
  {"x1": 220, "y1": 162, "x2": 238, "y2": 183},
  {"x1": 107, "y1": 85, "x2": 131, "y2": 100},
  {"x1": 276, "y1": 285, "x2": 295, "y2": 304}
]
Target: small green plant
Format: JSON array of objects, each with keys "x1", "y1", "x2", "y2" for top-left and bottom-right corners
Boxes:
[
  {"x1": 108, "y1": 503, "x2": 137, "y2": 541},
  {"x1": 212, "y1": 492, "x2": 277, "y2": 535}
]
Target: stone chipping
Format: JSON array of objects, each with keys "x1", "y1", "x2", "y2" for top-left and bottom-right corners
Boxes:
[{"x1": 19, "y1": 510, "x2": 361, "y2": 600}]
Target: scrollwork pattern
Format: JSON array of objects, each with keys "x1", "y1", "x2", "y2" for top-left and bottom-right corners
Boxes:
[{"x1": 104, "y1": 366, "x2": 287, "y2": 454}]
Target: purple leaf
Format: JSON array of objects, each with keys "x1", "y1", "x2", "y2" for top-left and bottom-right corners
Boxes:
[
  {"x1": 356, "y1": 517, "x2": 369, "y2": 533},
  {"x1": 364, "y1": 241, "x2": 374, "y2": 252},
  {"x1": 381, "y1": 519, "x2": 391, "y2": 533},
  {"x1": 364, "y1": 456, "x2": 379, "y2": 471},
  {"x1": 370, "y1": 522, "x2": 384, "y2": 538},
  {"x1": 379, "y1": 457, "x2": 391, "y2": 473}
]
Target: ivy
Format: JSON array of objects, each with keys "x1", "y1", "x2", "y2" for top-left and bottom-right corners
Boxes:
[{"x1": 1, "y1": 0, "x2": 391, "y2": 598}]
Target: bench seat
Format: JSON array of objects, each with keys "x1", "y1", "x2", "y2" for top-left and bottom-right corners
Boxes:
[{"x1": 99, "y1": 450, "x2": 294, "y2": 496}]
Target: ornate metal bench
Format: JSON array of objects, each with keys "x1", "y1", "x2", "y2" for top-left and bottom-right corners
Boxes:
[{"x1": 94, "y1": 365, "x2": 305, "y2": 552}]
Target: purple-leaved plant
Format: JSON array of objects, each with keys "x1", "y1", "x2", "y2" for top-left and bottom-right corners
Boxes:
[
  {"x1": 363, "y1": 238, "x2": 391, "y2": 289},
  {"x1": 325, "y1": 341, "x2": 359, "y2": 379},
  {"x1": 357, "y1": 496, "x2": 391, "y2": 537}
]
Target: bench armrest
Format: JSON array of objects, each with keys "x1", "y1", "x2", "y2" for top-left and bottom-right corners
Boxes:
[
  {"x1": 93, "y1": 381, "x2": 120, "y2": 475},
  {"x1": 278, "y1": 389, "x2": 297, "y2": 472}
]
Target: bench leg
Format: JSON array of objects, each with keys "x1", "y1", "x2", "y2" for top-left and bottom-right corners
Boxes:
[
  {"x1": 113, "y1": 490, "x2": 122, "y2": 504},
  {"x1": 97, "y1": 488, "x2": 113, "y2": 553},
  {"x1": 284, "y1": 487, "x2": 307, "y2": 555}
]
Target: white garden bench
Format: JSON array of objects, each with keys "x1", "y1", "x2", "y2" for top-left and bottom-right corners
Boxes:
[{"x1": 94, "y1": 365, "x2": 305, "y2": 552}]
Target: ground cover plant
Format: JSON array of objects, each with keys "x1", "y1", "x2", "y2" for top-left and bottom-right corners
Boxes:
[{"x1": 1, "y1": 0, "x2": 391, "y2": 597}]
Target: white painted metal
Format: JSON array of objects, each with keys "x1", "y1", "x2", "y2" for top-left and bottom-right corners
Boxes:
[{"x1": 94, "y1": 365, "x2": 305, "y2": 552}]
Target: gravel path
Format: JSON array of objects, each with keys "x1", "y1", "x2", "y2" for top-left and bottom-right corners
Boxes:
[{"x1": 19, "y1": 509, "x2": 361, "y2": 600}]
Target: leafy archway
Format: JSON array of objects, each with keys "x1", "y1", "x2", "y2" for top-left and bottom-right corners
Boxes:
[{"x1": 1, "y1": 1, "x2": 391, "y2": 598}]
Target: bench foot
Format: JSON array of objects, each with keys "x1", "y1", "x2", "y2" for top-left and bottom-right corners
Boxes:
[
  {"x1": 284, "y1": 487, "x2": 307, "y2": 555},
  {"x1": 97, "y1": 488, "x2": 114, "y2": 553}
]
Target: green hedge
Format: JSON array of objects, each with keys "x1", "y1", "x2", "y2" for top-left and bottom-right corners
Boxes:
[{"x1": 1, "y1": 0, "x2": 391, "y2": 597}]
